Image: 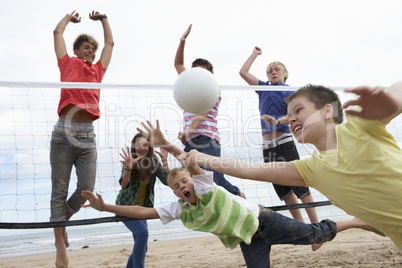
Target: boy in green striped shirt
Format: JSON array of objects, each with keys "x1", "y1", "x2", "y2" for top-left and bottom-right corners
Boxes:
[{"x1": 82, "y1": 120, "x2": 383, "y2": 267}]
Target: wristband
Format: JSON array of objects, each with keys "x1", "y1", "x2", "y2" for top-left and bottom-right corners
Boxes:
[{"x1": 99, "y1": 15, "x2": 107, "y2": 21}]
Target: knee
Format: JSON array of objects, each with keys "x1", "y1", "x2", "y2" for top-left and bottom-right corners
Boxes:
[
  {"x1": 134, "y1": 229, "x2": 149, "y2": 241},
  {"x1": 78, "y1": 179, "x2": 95, "y2": 192}
]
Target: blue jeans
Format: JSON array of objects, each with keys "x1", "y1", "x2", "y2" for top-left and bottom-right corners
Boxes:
[
  {"x1": 184, "y1": 135, "x2": 240, "y2": 195},
  {"x1": 240, "y1": 207, "x2": 336, "y2": 268},
  {"x1": 263, "y1": 140, "x2": 310, "y2": 200},
  {"x1": 50, "y1": 128, "x2": 97, "y2": 221},
  {"x1": 123, "y1": 220, "x2": 148, "y2": 268}
]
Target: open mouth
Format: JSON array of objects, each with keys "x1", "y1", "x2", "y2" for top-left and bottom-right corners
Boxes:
[
  {"x1": 294, "y1": 125, "x2": 302, "y2": 134},
  {"x1": 184, "y1": 191, "x2": 191, "y2": 198}
]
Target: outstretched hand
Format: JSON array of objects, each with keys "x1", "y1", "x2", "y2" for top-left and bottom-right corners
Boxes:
[
  {"x1": 89, "y1": 10, "x2": 103, "y2": 21},
  {"x1": 137, "y1": 120, "x2": 167, "y2": 148},
  {"x1": 261, "y1": 114, "x2": 278, "y2": 126},
  {"x1": 69, "y1": 10, "x2": 81, "y2": 23},
  {"x1": 180, "y1": 24, "x2": 192, "y2": 42},
  {"x1": 342, "y1": 86, "x2": 399, "y2": 121},
  {"x1": 120, "y1": 147, "x2": 144, "y2": 169},
  {"x1": 81, "y1": 190, "x2": 105, "y2": 211},
  {"x1": 155, "y1": 147, "x2": 168, "y2": 161}
]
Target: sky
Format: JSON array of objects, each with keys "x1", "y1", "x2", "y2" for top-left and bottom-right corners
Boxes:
[{"x1": 1, "y1": 0, "x2": 402, "y2": 87}]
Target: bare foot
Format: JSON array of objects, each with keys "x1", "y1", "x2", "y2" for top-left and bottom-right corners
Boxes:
[
  {"x1": 311, "y1": 243, "x2": 323, "y2": 251},
  {"x1": 361, "y1": 224, "x2": 386, "y2": 237},
  {"x1": 353, "y1": 217, "x2": 386, "y2": 237},
  {"x1": 55, "y1": 240, "x2": 68, "y2": 268}
]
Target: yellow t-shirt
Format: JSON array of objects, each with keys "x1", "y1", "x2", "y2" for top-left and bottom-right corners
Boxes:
[
  {"x1": 292, "y1": 115, "x2": 402, "y2": 248},
  {"x1": 134, "y1": 176, "x2": 151, "y2": 205}
]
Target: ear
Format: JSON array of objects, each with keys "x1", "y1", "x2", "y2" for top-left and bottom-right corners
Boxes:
[
  {"x1": 73, "y1": 49, "x2": 78, "y2": 56},
  {"x1": 324, "y1": 103, "x2": 334, "y2": 120}
]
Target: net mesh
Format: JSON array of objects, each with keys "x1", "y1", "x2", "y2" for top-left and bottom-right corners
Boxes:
[{"x1": 1, "y1": 81, "x2": 400, "y2": 227}]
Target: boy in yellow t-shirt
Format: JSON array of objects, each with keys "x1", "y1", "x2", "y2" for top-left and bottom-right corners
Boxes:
[
  {"x1": 187, "y1": 81, "x2": 402, "y2": 248},
  {"x1": 82, "y1": 121, "x2": 385, "y2": 267}
]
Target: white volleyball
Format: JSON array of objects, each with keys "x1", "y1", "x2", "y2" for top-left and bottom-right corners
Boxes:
[{"x1": 173, "y1": 67, "x2": 219, "y2": 114}]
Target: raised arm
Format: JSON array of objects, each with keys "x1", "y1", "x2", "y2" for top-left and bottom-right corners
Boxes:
[
  {"x1": 54, "y1": 11, "x2": 81, "y2": 59},
  {"x1": 89, "y1": 10, "x2": 114, "y2": 69},
  {"x1": 239, "y1": 46, "x2": 262, "y2": 85},
  {"x1": 174, "y1": 24, "x2": 192, "y2": 75},
  {"x1": 187, "y1": 149, "x2": 305, "y2": 186},
  {"x1": 342, "y1": 81, "x2": 402, "y2": 124},
  {"x1": 137, "y1": 120, "x2": 185, "y2": 158},
  {"x1": 81, "y1": 190, "x2": 159, "y2": 219},
  {"x1": 155, "y1": 148, "x2": 171, "y2": 174}
]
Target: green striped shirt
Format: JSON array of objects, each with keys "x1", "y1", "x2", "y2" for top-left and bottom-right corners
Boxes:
[{"x1": 179, "y1": 186, "x2": 259, "y2": 249}]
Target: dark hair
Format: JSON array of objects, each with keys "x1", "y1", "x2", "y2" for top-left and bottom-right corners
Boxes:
[
  {"x1": 285, "y1": 84, "x2": 344, "y2": 124},
  {"x1": 130, "y1": 133, "x2": 156, "y2": 180},
  {"x1": 73, "y1": 33, "x2": 99, "y2": 52},
  {"x1": 191, "y1": 58, "x2": 214, "y2": 74}
]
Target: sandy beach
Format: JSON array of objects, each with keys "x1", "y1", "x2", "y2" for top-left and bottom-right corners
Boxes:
[{"x1": 1, "y1": 229, "x2": 400, "y2": 268}]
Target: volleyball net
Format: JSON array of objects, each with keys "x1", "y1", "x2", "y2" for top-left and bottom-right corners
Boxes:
[{"x1": 1, "y1": 81, "x2": 400, "y2": 229}]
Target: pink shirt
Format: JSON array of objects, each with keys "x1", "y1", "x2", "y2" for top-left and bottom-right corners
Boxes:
[
  {"x1": 183, "y1": 91, "x2": 221, "y2": 142},
  {"x1": 57, "y1": 54, "x2": 106, "y2": 121}
]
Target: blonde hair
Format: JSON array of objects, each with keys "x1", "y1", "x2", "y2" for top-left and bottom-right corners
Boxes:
[
  {"x1": 266, "y1": 61, "x2": 289, "y2": 82},
  {"x1": 167, "y1": 167, "x2": 189, "y2": 187}
]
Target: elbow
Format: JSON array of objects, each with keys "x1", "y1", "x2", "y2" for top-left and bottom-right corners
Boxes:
[
  {"x1": 174, "y1": 61, "x2": 181, "y2": 70},
  {"x1": 53, "y1": 29, "x2": 62, "y2": 37},
  {"x1": 107, "y1": 40, "x2": 115, "y2": 47},
  {"x1": 239, "y1": 69, "x2": 247, "y2": 79}
]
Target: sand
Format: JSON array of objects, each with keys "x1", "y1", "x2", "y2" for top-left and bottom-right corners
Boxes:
[{"x1": 0, "y1": 229, "x2": 401, "y2": 268}]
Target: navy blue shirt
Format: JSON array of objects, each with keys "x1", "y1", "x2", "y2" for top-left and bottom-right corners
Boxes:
[{"x1": 256, "y1": 81, "x2": 293, "y2": 135}]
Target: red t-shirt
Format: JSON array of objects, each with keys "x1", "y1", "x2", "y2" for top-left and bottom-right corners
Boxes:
[{"x1": 57, "y1": 54, "x2": 107, "y2": 121}]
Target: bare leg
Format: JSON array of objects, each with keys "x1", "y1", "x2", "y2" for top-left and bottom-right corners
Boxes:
[
  {"x1": 63, "y1": 212, "x2": 73, "y2": 248},
  {"x1": 62, "y1": 227, "x2": 69, "y2": 248},
  {"x1": 300, "y1": 194, "x2": 322, "y2": 251},
  {"x1": 283, "y1": 193, "x2": 304, "y2": 222},
  {"x1": 336, "y1": 217, "x2": 385, "y2": 236},
  {"x1": 54, "y1": 212, "x2": 74, "y2": 267},
  {"x1": 54, "y1": 227, "x2": 68, "y2": 268},
  {"x1": 300, "y1": 194, "x2": 319, "y2": 223}
]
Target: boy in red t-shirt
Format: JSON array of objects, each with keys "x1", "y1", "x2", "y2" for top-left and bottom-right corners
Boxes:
[{"x1": 51, "y1": 10, "x2": 114, "y2": 268}]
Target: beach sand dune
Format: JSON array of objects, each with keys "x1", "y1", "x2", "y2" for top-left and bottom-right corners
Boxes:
[{"x1": 1, "y1": 229, "x2": 400, "y2": 267}]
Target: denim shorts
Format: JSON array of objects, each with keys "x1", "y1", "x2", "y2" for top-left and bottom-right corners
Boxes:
[{"x1": 263, "y1": 140, "x2": 310, "y2": 200}]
